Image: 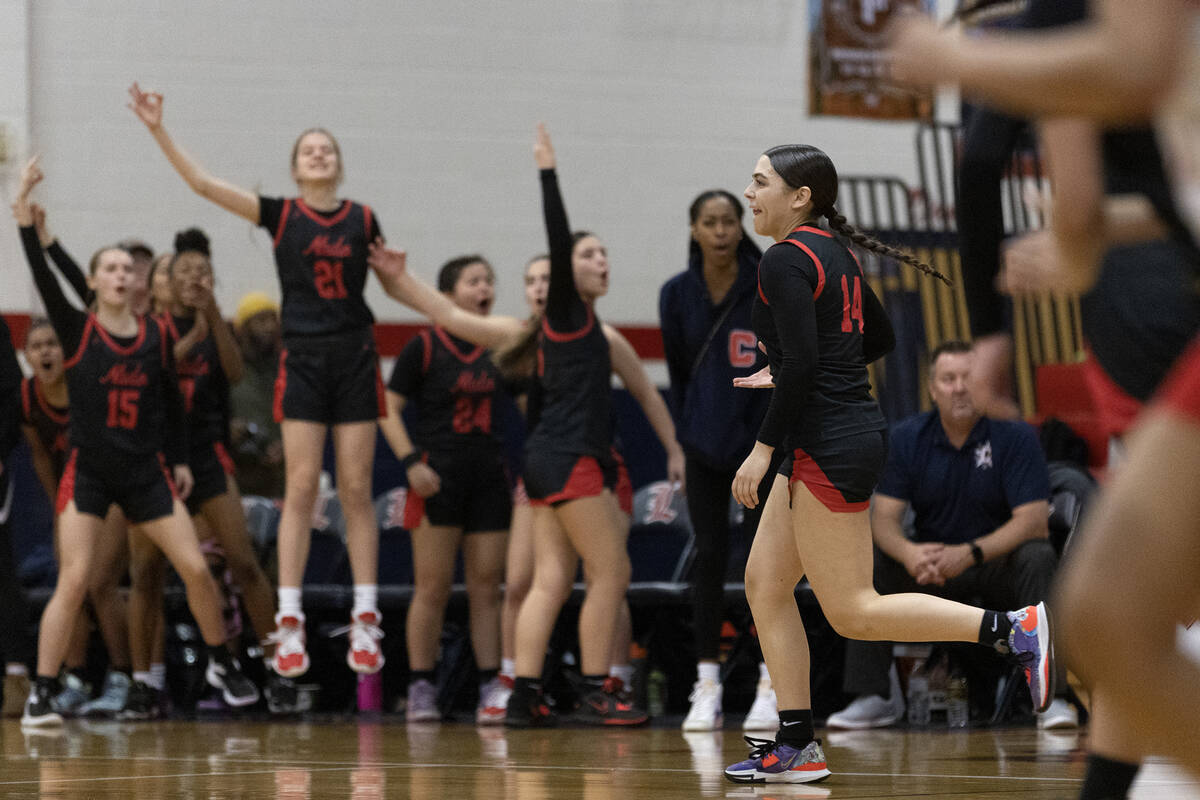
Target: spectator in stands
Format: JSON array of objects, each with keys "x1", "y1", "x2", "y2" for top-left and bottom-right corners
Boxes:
[
  {"x1": 825, "y1": 340, "x2": 1072, "y2": 730},
  {"x1": 229, "y1": 292, "x2": 284, "y2": 498}
]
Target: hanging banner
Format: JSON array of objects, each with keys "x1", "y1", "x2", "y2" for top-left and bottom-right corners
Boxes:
[{"x1": 810, "y1": 0, "x2": 935, "y2": 119}]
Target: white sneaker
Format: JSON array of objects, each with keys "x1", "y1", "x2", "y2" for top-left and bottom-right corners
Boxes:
[
  {"x1": 1037, "y1": 697, "x2": 1079, "y2": 730},
  {"x1": 476, "y1": 675, "x2": 512, "y2": 725},
  {"x1": 826, "y1": 661, "x2": 905, "y2": 730},
  {"x1": 335, "y1": 611, "x2": 384, "y2": 674},
  {"x1": 742, "y1": 677, "x2": 778, "y2": 732},
  {"x1": 268, "y1": 614, "x2": 310, "y2": 678},
  {"x1": 682, "y1": 678, "x2": 724, "y2": 731},
  {"x1": 406, "y1": 679, "x2": 440, "y2": 722}
]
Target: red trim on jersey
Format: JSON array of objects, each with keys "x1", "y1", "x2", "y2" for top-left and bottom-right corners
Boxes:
[
  {"x1": 782, "y1": 239, "x2": 826, "y2": 301},
  {"x1": 789, "y1": 447, "x2": 869, "y2": 513},
  {"x1": 56, "y1": 448, "x2": 79, "y2": 515},
  {"x1": 273, "y1": 348, "x2": 288, "y2": 424},
  {"x1": 1157, "y1": 336, "x2": 1200, "y2": 424},
  {"x1": 531, "y1": 456, "x2": 606, "y2": 507},
  {"x1": 295, "y1": 198, "x2": 352, "y2": 227},
  {"x1": 273, "y1": 198, "x2": 293, "y2": 248},
  {"x1": 33, "y1": 378, "x2": 69, "y2": 426},
  {"x1": 847, "y1": 247, "x2": 865, "y2": 276},
  {"x1": 20, "y1": 378, "x2": 32, "y2": 423},
  {"x1": 792, "y1": 225, "x2": 833, "y2": 239},
  {"x1": 63, "y1": 316, "x2": 95, "y2": 369},
  {"x1": 157, "y1": 453, "x2": 180, "y2": 499},
  {"x1": 92, "y1": 315, "x2": 147, "y2": 357},
  {"x1": 213, "y1": 442, "x2": 236, "y2": 476},
  {"x1": 152, "y1": 315, "x2": 169, "y2": 367},
  {"x1": 434, "y1": 326, "x2": 485, "y2": 364},
  {"x1": 419, "y1": 330, "x2": 433, "y2": 374},
  {"x1": 362, "y1": 204, "x2": 374, "y2": 240},
  {"x1": 541, "y1": 305, "x2": 596, "y2": 343}
]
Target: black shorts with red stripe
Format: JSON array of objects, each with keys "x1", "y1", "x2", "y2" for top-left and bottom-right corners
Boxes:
[
  {"x1": 778, "y1": 430, "x2": 887, "y2": 513},
  {"x1": 186, "y1": 440, "x2": 236, "y2": 514},
  {"x1": 400, "y1": 450, "x2": 513, "y2": 533},
  {"x1": 524, "y1": 449, "x2": 623, "y2": 508},
  {"x1": 274, "y1": 328, "x2": 385, "y2": 425},
  {"x1": 57, "y1": 448, "x2": 178, "y2": 524}
]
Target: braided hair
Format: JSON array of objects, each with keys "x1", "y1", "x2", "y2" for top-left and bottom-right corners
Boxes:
[{"x1": 763, "y1": 145, "x2": 951, "y2": 285}]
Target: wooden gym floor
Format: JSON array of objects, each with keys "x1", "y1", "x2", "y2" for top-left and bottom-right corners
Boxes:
[{"x1": 2, "y1": 718, "x2": 1198, "y2": 799}]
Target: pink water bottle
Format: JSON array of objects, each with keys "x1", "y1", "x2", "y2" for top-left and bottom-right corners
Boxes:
[{"x1": 357, "y1": 671, "x2": 382, "y2": 713}]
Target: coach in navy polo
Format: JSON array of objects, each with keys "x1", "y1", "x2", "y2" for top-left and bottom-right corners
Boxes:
[{"x1": 825, "y1": 340, "x2": 1073, "y2": 730}]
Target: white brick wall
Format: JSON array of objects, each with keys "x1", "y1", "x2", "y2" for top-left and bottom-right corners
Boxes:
[{"x1": 6, "y1": 1, "x2": 945, "y2": 323}]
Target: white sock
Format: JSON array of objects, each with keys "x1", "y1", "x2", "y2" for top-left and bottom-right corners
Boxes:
[
  {"x1": 500, "y1": 658, "x2": 515, "y2": 679},
  {"x1": 352, "y1": 584, "x2": 378, "y2": 617},
  {"x1": 133, "y1": 670, "x2": 154, "y2": 688},
  {"x1": 609, "y1": 663, "x2": 634, "y2": 686},
  {"x1": 149, "y1": 663, "x2": 166, "y2": 691},
  {"x1": 6, "y1": 663, "x2": 28, "y2": 677},
  {"x1": 278, "y1": 586, "x2": 303, "y2": 620},
  {"x1": 758, "y1": 662, "x2": 771, "y2": 683},
  {"x1": 697, "y1": 661, "x2": 721, "y2": 684}
]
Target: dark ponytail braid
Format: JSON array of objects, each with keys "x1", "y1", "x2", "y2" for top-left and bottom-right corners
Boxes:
[{"x1": 823, "y1": 208, "x2": 951, "y2": 285}]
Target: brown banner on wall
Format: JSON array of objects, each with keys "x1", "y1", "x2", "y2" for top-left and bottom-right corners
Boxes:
[{"x1": 810, "y1": 0, "x2": 935, "y2": 119}]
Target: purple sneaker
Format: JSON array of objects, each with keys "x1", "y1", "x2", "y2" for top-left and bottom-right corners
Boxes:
[
  {"x1": 1008, "y1": 601, "x2": 1054, "y2": 713},
  {"x1": 724, "y1": 736, "x2": 831, "y2": 784}
]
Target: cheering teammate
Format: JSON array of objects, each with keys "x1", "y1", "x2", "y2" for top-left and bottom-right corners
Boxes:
[
  {"x1": 129, "y1": 83, "x2": 388, "y2": 679},
  {"x1": 15, "y1": 157, "x2": 257, "y2": 727}
]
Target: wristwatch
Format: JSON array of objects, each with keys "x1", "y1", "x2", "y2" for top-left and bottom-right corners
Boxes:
[{"x1": 969, "y1": 541, "x2": 985, "y2": 566}]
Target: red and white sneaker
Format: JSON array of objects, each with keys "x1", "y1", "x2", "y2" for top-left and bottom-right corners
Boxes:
[
  {"x1": 476, "y1": 675, "x2": 513, "y2": 725},
  {"x1": 268, "y1": 614, "x2": 310, "y2": 678},
  {"x1": 336, "y1": 611, "x2": 385, "y2": 674}
]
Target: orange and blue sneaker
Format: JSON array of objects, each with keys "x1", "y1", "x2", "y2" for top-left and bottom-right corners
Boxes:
[
  {"x1": 724, "y1": 736, "x2": 831, "y2": 784},
  {"x1": 571, "y1": 677, "x2": 648, "y2": 726},
  {"x1": 1007, "y1": 601, "x2": 1054, "y2": 713}
]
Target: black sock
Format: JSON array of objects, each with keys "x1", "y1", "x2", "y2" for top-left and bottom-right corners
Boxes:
[
  {"x1": 582, "y1": 673, "x2": 608, "y2": 692},
  {"x1": 410, "y1": 669, "x2": 436, "y2": 685},
  {"x1": 512, "y1": 677, "x2": 542, "y2": 700},
  {"x1": 66, "y1": 667, "x2": 87, "y2": 683},
  {"x1": 478, "y1": 668, "x2": 499, "y2": 684},
  {"x1": 207, "y1": 644, "x2": 234, "y2": 669},
  {"x1": 35, "y1": 675, "x2": 59, "y2": 696},
  {"x1": 776, "y1": 709, "x2": 815, "y2": 748},
  {"x1": 979, "y1": 610, "x2": 1014, "y2": 653},
  {"x1": 1079, "y1": 754, "x2": 1140, "y2": 800}
]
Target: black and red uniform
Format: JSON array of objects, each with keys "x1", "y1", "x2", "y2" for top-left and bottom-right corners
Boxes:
[
  {"x1": 163, "y1": 314, "x2": 236, "y2": 514},
  {"x1": 387, "y1": 326, "x2": 512, "y2": 532},
  {"x1": 20, "y1": 226, "x2": 187, "y2": 524},
  {"x1": 753, "y1": 225, "x2": 895, "y2": 512},
  {"x1": 259, "y1": 196, "x2": 386, "y2": 424},
  {"x1": 522, "y1": 169, "x2": 621, "y2": 506},
  {"x1": 20, "y1": 376, "x2": 70, "y2": 481}
]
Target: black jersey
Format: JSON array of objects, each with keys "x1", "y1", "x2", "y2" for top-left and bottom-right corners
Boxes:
[
  {"x1": 388, "y1": 326, "x2": 505, "y2": 453},
  {"x1": 752, "y1": 226, "x2": 892, "y2": 450},
  {"x1": 163, "y1": 314, "x2": 231, "y2": 447},
  {"x1": 20, "y1": 376, "x2": 69, "y2": 480},
  {"x1": 259, "y1": 196, "x2": 383, "y2": 340},
  {"x1": 523, "y1": 168, "x2": 615, "y2": 459},
  {"x1": 62, "y1": 315, "x2": 187, "y2": 474}
]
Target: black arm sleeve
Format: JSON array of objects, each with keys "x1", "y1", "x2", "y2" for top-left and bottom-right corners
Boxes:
[
  {"x1": 46, "y1": 240, "x2": 92, "y2": 305},
  {"x1": 861, "y1": 280, "x2": 896, "y2": 364},
  {"x1": 540, "y1": 169, "x2": 588, "y2": 332},
  {"x1": 0, "y1": 316, "x2": 23, "y2": 461},
  {"x1": 20, "y1": 226, "x2": 87, "y2": 354},
  {"x1": 756, "y1": 250, "x2": 819, "y2": 449},
  {"x1": 258, "y1": 196, "x2": 285, "y2": 234},
  {"x1": 159, "y1": 323, "x2": 189, "y2": 466},
  {"x1": 658, "y1": 280, "x2": 689, "y2": 417}
]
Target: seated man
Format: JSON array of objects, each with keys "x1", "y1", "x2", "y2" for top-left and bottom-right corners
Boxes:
[{"x1": 827, "y1": 340, "x2": 1075, "y2": 730}]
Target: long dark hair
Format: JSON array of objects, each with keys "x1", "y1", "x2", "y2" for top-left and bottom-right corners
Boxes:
[
  {"x1": 687, "y1": 189, "x2": 762, "y2": 266},
  {"x1": 763, "y1": 145, "x2": 950, "y2": 284},
  {"x1": 437, "y1": 254, "x2": 493, "y2": 293}
]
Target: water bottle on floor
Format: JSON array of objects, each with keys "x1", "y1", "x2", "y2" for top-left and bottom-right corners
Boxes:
[
  {"x1": 907, "y1": 663, "x2": 930, "y2": 726},
  {"x1": 946, "y1": 674, "x2": 969, "y2": 728}
]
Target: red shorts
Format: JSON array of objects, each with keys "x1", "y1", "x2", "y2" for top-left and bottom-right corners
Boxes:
[{"x1": 1157, "y1": 335, "x2": 1200, "y2": 424}]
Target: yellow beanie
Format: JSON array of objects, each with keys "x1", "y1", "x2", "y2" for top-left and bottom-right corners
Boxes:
[{"x1": 235, "y1": 292, "x2": 280, "y2": 329}]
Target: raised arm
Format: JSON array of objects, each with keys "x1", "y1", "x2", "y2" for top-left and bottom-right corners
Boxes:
[
  {"x1": 605, "y1": 324, "x2": 686, "y2": 489},
  {"x1": 368, "y1": 242, "x2": 526, "y2": 348},
  {"x1": 536, "y1": 125, "x2": 587, "y2": 332},
  {"x1": 31, "y1": 204, "x2": 92, "y2": 305},
  {"x1": 128, "y1": 82, "x2": 260, "y2": 223}
]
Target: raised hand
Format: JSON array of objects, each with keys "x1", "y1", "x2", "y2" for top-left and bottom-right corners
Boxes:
[
  {"x1": 534, "y1": 123, "x2": 556, "y2": 170},
  {"x1": 128, "y1": 82, "x2": 164, "y2": 130},
  {"x1": 18, "y1": 156, "x2": 43, "y2": 199},
  {"x1": 29, "y1": 203, "x2": 54, "y2": 247},
  {"x1": 367, "y1": 238, "x2": 407, "y2": 281}
]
